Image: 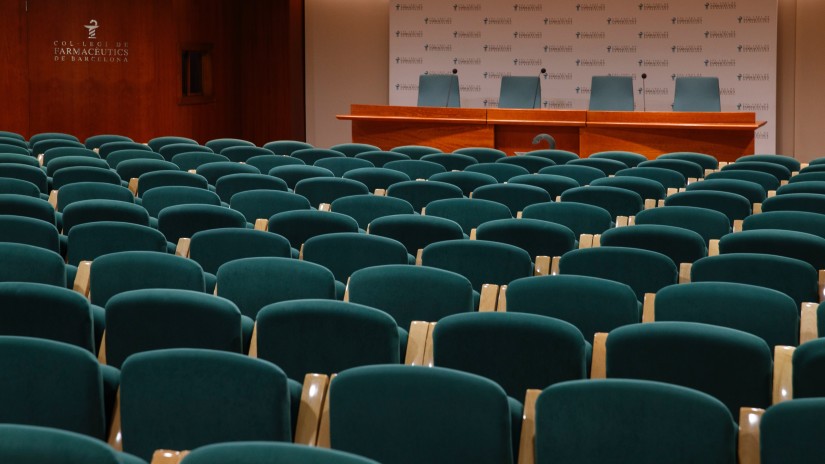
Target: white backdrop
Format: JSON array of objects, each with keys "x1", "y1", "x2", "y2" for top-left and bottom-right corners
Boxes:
[{"x1": 389, "y1": 1, "x2": 777, "y2": 153}]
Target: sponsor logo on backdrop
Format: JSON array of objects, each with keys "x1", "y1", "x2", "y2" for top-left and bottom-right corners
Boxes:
[
  {"x1": 638, "y1": 59, "x2": 669, "y2": 67},
  {"x1": 483, "y1": 71, "x2": 512, "y2": 79},
  {"x1": 482, "y1": 98, "x2": 499, "y2": 107},
  {"x1": 453, "y1": 3, "x2": 482, "y2": 11},
  {"x1": 639, "y1": 31, "x2": 669, "y2": 39},
  {"x1": 85, "y1": 20, "x2": 99, "y2": 38},
  {"x1": 705, "y1": 1, "x2": 737, "y2": 10},
  {"x1": 576, "y1": 58, "x2": 606, "y2": 67},
  {"x1": 454, "y1": 57, "x2": 482, "y2": 65},
  {"x1": 737, "y1": 44, "x2": 770, "y2": 53},
  {"x1": 513, "y1": 4, "x2": 542, "y2": 12},
  {"x1": 544, "y1": 99, "x2": 574, "y2": 109},
  {"x1": 396, "y1": 57, "x2": 424, "y2": 64},
  {"x1": 606, "y1": 17, "x2": 638, "y2": 25},
  {"x1": 575, "y1": 86, "x2": 591, "y2": 94},
  {"x1": 671, "y1": 73, "x2": 703, "y2": 80},
  {"x1": 607, "y1": 45, "x2": 638, "y2": 53},
  {"x1": 484, "y1": 17, "x2": 512, "y2": 25},
  {"x1": 396, "y1": 3, "x2": 423, "y2": 11},
  {"x1": 704, "y1": 58, "x2": 736, "y2": 67},
  {"x1": 394, "y1": 83, "x2": 419, "y2": 91},
  {"x1": 544, "y1": 17, "x2": 574, "y2": 25},
  {"x1": 53, "y1": 19, "x2": 129, "y2": 64},
  {"x1": 453, "y1": 31, "x2": 482, "y2": 38},
  {"x1": 672, "y1": 45, "x2": 703, "y2": 53},
  {"x1": 460, "y1": 84, "x2": 482, "y2": 92},
  {"x1": 638, "y1": 87, "x2": 669, "y2": 95},
  {"x1": 514, "y1": 32, "x2": 543, "y2": 39},
  {"x1": 544, "y1": 72, "x2": 573, "y2": 80},
  {"x1": 396, "y1": 30, "x2": 424, "y2": 38},
  {"x1": 737, "y1": 103, "x2": 770, "y2": 111},
  {"x1": 424, "y1": 44, "x2": 453, "y2": 52},
  {"x1": 484, "y1": 44, "x2": 513, "y2": 52},
  {"x1": 514, "y1": 58, "x2": 543, "y2": 66},
  {"x1": 576, "y1": 31, "x2": 606, "y2": 39},
  {"x1": 756, "y1": 131, "x2": 769, "y2": 140},
  {"x1": 638, "y1": 2, "x2": 669, "y2": 10},
  {"x1": 705, "y1": 30, "x2": 736, "y2": 39},
  {"x1": 576, "y1": 3, "x2": 606, "y2": 12},
  {"x1": 544, "y1": 45, "x2": 574, "y2": 53},
  {"x1": 720, "y1": 87, "x2": 736, "y2": 95},
  {"x1": 737, "y1": 73, "x2": 770, "y2": 81},
  {"x1": 738, "y1": 15, "x2": 770, "y2": 24},
  {"x1": 672, "y1": 16, "x2": 703, "y2": 25},
  {"x1": 424, "y1": 17, "x2": 452, "y2": 25}
]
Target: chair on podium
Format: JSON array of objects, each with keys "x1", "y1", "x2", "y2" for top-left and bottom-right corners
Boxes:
[
  {"x1": 418, "y1": 74, "x2": 460, "y2": 108},
  {"x1": 498, "y1": 76, "x2": 541, "y2": 109},
  {"x1": 673, "y1": 77, "x2": 721, "y2": 112},
  {"x1": 588, "y1": 76, "x2": 634, "y2": 111}
]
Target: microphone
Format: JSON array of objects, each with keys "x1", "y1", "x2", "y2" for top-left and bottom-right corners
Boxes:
[
  {"x1": 641, "y1": 73, "x2": 647, "y2": 112},
  {"x1": 532, "y1": 133, "x2": 556, "y2": 149},
  {"x1": 445, "y1": 68, "x2": 458, "y2": 107},
  {"x1": 533, "y1": 68, "x2": 547, "y2": 109}
]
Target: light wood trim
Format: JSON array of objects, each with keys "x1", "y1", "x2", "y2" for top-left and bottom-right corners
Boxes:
[
  {"x1": 591, "y1": 332, "x2": 608, "y2": 379},
  {"x1": 780, "y1": 180, "x2": 788, "y2": 186},
  {"x1": 422, "y1": 322, "x2": 436, "y2": 367},
  {"x1": 107, "y1": 389, "x2": 123, "y2": 451},
  {"x1": 704, "y1": 168, "x2": 715, "y2": 177},
  {"x1": 175, "y1": 238, "x2": 191, "y2": 258},
  {"x1": 405, "y1": 321, "x2": 430, "y2": 366},
  {"x1": 479, "y1": 284, "x2": 501, "y2": 312},
  {"x1": 752, "y1": 203, "x2": 762, "y2": 214},
  {"x1": 516, "y1": 211, "x2": 523, "y2": 219},
  {"x1": 733, "y1": 220, "x2": 744, "y2": 233},
  {"x1": 592, "y1": 234, "x2": 601, "y2": 247},
  {"x1": 718, "y1": 162, "x2": 730, "y2": 169},
  {"x1": 97, "y1": 332, "x2": 107, "y2": 364},
  {"x1": 469, "y1": 228, "x2": 477, "y2": 240},
  {"x1": 644, "y1": 199, "x2": 656, "y2": 210},
  {"x1": 248, "y1": 322, "x2": 258, "y2": 358},
  {"x1": 294, "y1": 373, "x2": 330, "y2": 446},
  {"x1": 800, "y1": 302, "x2": 819, "y2": 345},
  {"x1": 151, "y1": 450, "x2": 189, "y2": 464},
  {"x1": 316, "y1": 373, "x2": 336, "y2": 449},
  {"x1": 666, "y1": 188, "x2": 679, "y2": 197},
  {"x1": 657, "y1": 199, "x2": 665, "y2": 207},
  {"x1": 517, "y1": 389, "x2": 541, "y2": 464},
  {"x1": 128, "y1": 178, "x2": 139, "y2": 196},
  {"x1": 767, "y1": 190, "x2": 776, "y2": 198},
  {"x1": 819, "y1": 270, "x2": 825, "y2": 303},
  {"x1": 678, "y1": 262, "x2": 692, "y2": 284},
  {"x1": 254, "y1": 218, "x2": 268, "y2": 231},
  {"x1": 48, "y1": 189, "x2": 58, "y2": 210},
  {"x1": 616, "y1": 216, "x2": 629, "y2": 227},
  {"x1": 73, "y1": 260, "x2": 92, "y2": 298},
  {"x1": 550, "y1": 256, "x2": 561, "y2": 276},
  {"x1": 415, "y1": 249, "x2": 423, "y2": 266},
  {"x1": 687, "y1": 177, "x2": 698, "y2": 184},
  {"x1": 555, "y1": 195, "x2": 561, "y2": 202},
  {"x1": 420, "y1": 207, "x2": 426, "y2": 215},
  {"x1": 578, "y1": 234, "x2": 594, "y2": 249},
  {"x1": 708, "y1": 239, "x2": 720, "y2": 256},
  {"x1": 342, "y1": 277, "x2": 350, "y2": 302},
  {"x1": 737, "y1": 408, "x2": 764, "y2": 464},
  {"x1": 374, "y1": 189, "x2": 386, "y2": 196},
  {"x1": 627, "y1": 216, "x2": 636, "y2": 225},
  {"x1": 298, "y1": 244, "x2": 304, "y2": 260},
  {"x1": 187, "y1": 169, "x2": 196, "y2": 174},
  {"x1": 318, "y1": 203, "x2": 331, "y2": 212},
  {"x1": 534, "y1": 256, "x2": 551, "y2": 276},
  {"x1": 772, "y1": 345, "x2": 795, "y2": 404},
  {"x1": 642, "y1": 293, "x2": 656, "y2": 323},
  {"x1": 37, "y1": 153, "x2": 44, "y2": 166},
  {"x1": 496, "y1": 285, "x2": 508, "y2": 312}
]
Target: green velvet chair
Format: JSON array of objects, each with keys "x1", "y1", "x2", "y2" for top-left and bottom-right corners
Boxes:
[
  {"x1": 425, "y1": 198, "x2": 512, "y2": 235},
  {"x1": 664, "y1": 190, "x2": 752, "y2": 223},
  {"x1": 0, "y1": 215, "x2": 60, "y2": 254},
  {"x1": 46, "y1": 158, "x2": 111, "y2": 190},
  {"x1": 568, "y1": 157, "x2": 628, "y2": 176},
  {"x1": 0, "y1": 143, "x2": 31, "y2": 156},
  {"x1": 290, "y1": 148, "x2": 345, "y2": 165},
  {"x1": 61, "y1": 200, "x2": 150, "y2": 236},
  {"x1": 465, "y1": 163, "x2": 530, "y2": 183},
  {"x1": 157, "y1": 204, "x2": 247, "y2": 247},
  {"x1": 508, "y1": 173, "x2": 579, "y2": 198},
  {"x1": 267, "y1": 210, "x2": 358, "y2": 252},
  {"x1": 0, "y1": 164, "x2": 48, "y2": 194},
  {"x1": 499, "y1": 75, "x2": 541, "y2": 109},
  {"x1": 204, "y1": 137, "x2": 255, "y2": 153},
  {"x1": 84, "y1": 134, "x2": 132, "y2": 150},
  {"x1": 634, "y1": 205, "x2": 730, "y2": 244},
  {"x1": 44, "y1": 153, "x2": 104, "y2": 176},
  {"x1": 105, "y1": 149, "x2": 164, "y2": 169},
  {"x1": 263, "y1": 140, "x2": 313, "y2": 156},
  {"x1": 705, "y1": 169, "x2": 779, "y2": 193},
  {"x1": 118, "y1": 349, "x2": 291, "y2": 461},
  {"x1": 615, "y1": 166, "x2": 686, "y2": 190},
  {"x1": 329, "y1": 365, "x2": 514, "y2": 464},
  {"x1": 454, "y1": 147, "x2": 507, "y2": 164},
  {"x1": 657, "y1": 151, "x2": 719, "y2": 171},
  {"x1": 247, "y1": 154, "x2": 304, "y2": 173},
  {"x1": 0, "y1": 194, "x2": 56, "y2": 225},
  {"x1": 294, "y1": 177, "x2": 369, "y2": 208},
  {"x1": 42, "y1": 146, "x2": 98, "y2": 166},
  {"x1": 0, "y1": 177, "x2": 40, "y2": 197},
  {"x1": 221, "y1": 146, "x2": 275, "y2": 163},
  {"x1": 791, "y1": 338, "x2": 825, "y2": 398},
  {"x1": 421, "y1": 239, "x2": 533, "y2": 294},
  {"x1": 638, "y1": 158, "x2": 704, "y2": 179},
  {"x1": 523, "y1": 149, "x2": 579, "y2": 164},
  {"x1": 385, "y1": 180, "x2": 464, "y2": 212},
  {"x1": 761, "y1": 193, "x2": 825, "y2": 215},
  {"x1": 735, "y1": 155, "x2": 800, "y2": 173},
  {"x1": 31, "y1": 139, "x2": 84, "y2": 156},
  {"x1": 600, "y1": 224, "x2": 707, "y2": 267},
  {"x1": 229, "y1": 190, "x2": 311, "y2": 226},
  {"x1": 743, "y1": 210, "x2": 825, "y2": 240},
  {"x1": 560, "y1": 186, "x2": 643, "y2": 220},
  {"x1": 181, "y1": 442, "x2": 377, "y2": 464},
  {"x1": 475, "y1": 218, "x2": 575, "y2": 261},
  {"x1": 367, "y1": 214, "x2": 465, "y2": 255},
  {"x1": 0, "y1": 153, "x2": 39, "y2": 168},
  {"x1": 115, "y1": 159, "x2": 178, "y2": 186},
  {"x1": 0, "y1": 423, "x2": 147, "y2": 464},
  {"x1": 538, "y1": 164, "x2": 605, "y2": 186},
  {"x1": 214, "y1": 173, "x2": 287, "y2": 203},
  {"x1": 718, "y1": 229, "x2": 825, "y2": 271},
  {"x1": 535, "y1": 379, "x2": 736, "y2": 463},
  {"x1": 29, "y1": 132, "x2": 79, "y2": 144},
  {"x1": 471, "y1": 184, "x2": 551, "y2": 216},
  {"x1": 329, "y1": 143, "x2": 381, "y2": 157},
  {"x1": 56, "y1": 182, "x2": 134, "y2": 214},
  {"x1": 760, "y1": 397, "x2": 825, "y2": 464},
  {"x1": 195, "y1": 161, "x2": 259, "y2": 186},
  {"x1": 383, "y1": 159, "x2": 446, "y2": 180},
  {"x1": 141, "y1": 186, "x2": 222, "y2": 219},
  {"x1": 331, "y1": 195, "x2": 414, "y2": 230},
  {"x1": 521, "y1": 202, "x2": 612, "y2": 237},
  {"x1": 673, "y1": 76, "x2": 721, "y2": 112},
  {"x1": 722, "y1": 161, "x2": 791, "y2": 181},
  {"x1": 588, "y1": 76, "x2": 634, "y2": 111},
  {"x1": 590, "y1": 176, "x2": 666, "y2": 201},
  {"x1": 147, "y1": 136, "x2": 198, "y2": 153},
  {"x1": 589, "y1": 150, "x2": 647, "y2": 168},
  {"x1": 686, "y1": 178, "x2": 766, "y2": 206},
  {"x1": 418, "y1": 74, "x2": 460, "y2": 107},
  {"x1": 98, "y1": 141, "x2": 151, "y2": 160},
  {"x1": 353, "y1": 150, "x2": 411, "y2": 168},
  {"x1": 314, "y1": 157, "x2": 374, "y2": 177},
  {"x1": 0, "y1": 242, "x2": 67, "y2": 287},
  {"x1": 66, "y1": 221, "x2": 165, "y2": 267},
  {"x1": 268, "y1": 165, "x2": 334, "y2": 190},
  {"x1": 390, "y1": 144, "x2": 441, "y2": 159},
  {"x1": 342, "y1": 167, "x2": 410, "y2": 192},
  {"x1": 496, "y1": 155, "x2": 556, "y2": 174},
  {"x1": 776, "y1": 180, "x2": 825, "y2": 195},
  {"x1": 170, "y1": 152, "x2": 229, "y2": 171},
  {"x1": 135, "y1": 171, "x2": 208, "y2": 197},
  {"x1": 0, "y1": 130, "x2": 27, "y2": 141},
  {"x1": 157, "y1": 143, "x2": 213, "y2": 162},
  {"x1": 420, "y1": 153, "x2": 478, "y2": 171}
]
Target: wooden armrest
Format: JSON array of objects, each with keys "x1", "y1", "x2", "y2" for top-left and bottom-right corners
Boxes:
[
  {"x1": 656, "y1": 199, "x2": 665, "y2": 207},
  {"x1": 737, "y1": 408, "x2": 764, "y2": 464},
  {"x1": 73, "y1": 260, "x2": 92, "y2": 298},
  {"x1": 641, "y1": 293, "x2": 656, "y2": 323},
  {"x1": 247, "y1": 322, "x2": 258, "y2": 358},
  {"x1": 678, "y1": 262, "x2": 692, "y2": 284},
  {"x1": 294, "y1": 373, "x2": 330, "y2": 446},
  {"x1": 704, "y1": 168, "x2": 716, "y2": 177},
  {"x1": 767, "y1": 190, "x2": 776, "y2": 198},
  {"x1": 98, "y1": 332, "x2": 107, "y2": 364},
  {"x1": 708, "y1": 239, "x2": 720, "y2": 256},
  {"x1": 550, "y1": 256, "x2": 561, "y2": 276},
  {"x1": 415, "y1": 249, "x2": 423, "y2": 266},
  {"x1": 374, "y1": 189, "x2": 386, "y2": 196},
  {"x1": 422, "y1": 322, "x2": 435, "y2": 367},
  {"x1": 644, "y1": 198, "x2": 656, "y2": 209},
  {"x1": 108, "y1": 389, "x2": 123, "y2": 451},
  {"x1": 666, "y1": 187, "x2": 679, "y2": 197},
  {"x1": 151, "y1": 450, "x2": 189, "y2": 464},
  {"x1": 316, "y1": 373, "x2": 336, "y2": 448},
  {"x1": 175, "y1": 238, "x2": 191, "y2": 258},
  {"x1": 405, "y1": 321, "x2": 431, "y2": 366},
  {"x1": 479, "y1": 284, "x2": 501, "y2": 312},
  {"x1": 128, "y1": 178, "x2": 139, "y2": 196},
  {"x1": 187, "y1": 169, "x2": 196, "y2": 174},
  {"x1": 496, "y1": 285, "x2": 507, "y2": 312},
  {"x1": 772, "y1": 345, "x2": 795, "y2": 404},
  {"x1": 516, "y1": 211, "x2": 523, "y2": 219},
  {"x1": 591, "y1": 332, "x2": 608, "y2": 379},
  {"x1": 687, "y1": 177, "x2": 698, "y2": 184},
  {"x1": 469, "y1": 228, "x2": 477, "y2": 240},
  {"x1": 819, "y1": 270, "x2": 825, "y2": 303},
  {"x1": 298, "y1": 244, "x2": 304, "y2": 260},
  {"x1": 517, "y1": 389, "x2": 541, "y2": 464},
  {"x1": 253, "y1": 218, "x2": 268, "y2": 231},
  {"x1": 752, "y1": 203, "x2": 762, "y2": 214},
  {"x1": 318, "y1": 203, "x2": 331, "y2": 212},
  {"x1": 342, "y1": 277, "x2": 351, "y2": 302},
  {"x1": 615, "y1": 216, "x2": 629, "y2": 227},
  {"x1": 534, "y1": 256, "x2": 552, "y2": 276},
  {"x1": 733, "y1": 220, "x2": 743, "y2": 233},
  {"x1": 800, "y1": 302, "x2": 819, "y2": 344},
  {"x1": 48, "y1": 189, "x2": 58, "y2": 210},
  {"x1": 578, "y1": 234, "x2": 594, "y2": 249},
  {"x1": 37, "y1": 153, "x2": 44, "y2": 166}
]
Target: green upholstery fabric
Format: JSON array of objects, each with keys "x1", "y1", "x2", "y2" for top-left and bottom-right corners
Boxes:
[
  {"x1": 588, "y1": 75, "x2": 634, "y2": 111},
  {"x1": 591, "y1": 176, "x2": 666, "y2": 200},
  {"x1": 314, "y1": 157, "x2": 374, "y2": 177},
  {"x1": 0, "y1": 423, "x2": 143, "y2": 464},
  {"x1": 600, "y1": 224, "x2": 707, "y2": 266},
  {"x1": 330, "y1": 365, "x2": 513, "y2": 464},
  {"x1": 524, "y1": 149, "x2": 579, "y2": 164},
  {"x1": 302, "y1": 233, "x2": 409, "y2": 284},
  {"x1": 342, "y1": 167, "x2": 410, "y2": 191},
  {"x1": 607, "y1": 321, "x2": 773, "y2": 417},
  {"x1": 655, "y1": 282, "x2": 799, "y2": 347},
  {"x1": 421, "y1": 239, "x2": 533, "y2": 292},
  {"x1": 418, "y1": 74, "x2": 460, "y2": 107},
  {"x1": 391, "y1": 145, "x2": 442, "y2": 159},
  {"x1": 106, "y1": 149, "x2": 164, "y2": 169},
  {"x1": 62, "y1": 200, "x2": 150, "y2": 235},
  {"x1": 521, "y1": 202, "x2": 611, "y2": 236},
  {"x1": 454, "y1": 147, "x2": 507, "y2": 163},
  {"x1": 141, "y1": 186, "x2": 222, "y2": 218},
  {"x1": 368, "y1": 214, "x2": 464, "y2": 254},
  {"x1": 738, "y1": 155, "x2": 797, "y2": 172},
  {"x1": 32, "y1": 139, "x2": 85, "y2": 156},
  {"x1": 719, "y1": 229, "x2": 825, "y2": 270},
  {"x1": 385, "y1": 180, "x2": 464, "y2": 212},
  {"x1": 420, "y1": 153, "x2": 478, "y2": 171},
  {"x1": 348, "y1": 264, "x2": 474, "y2": 329},
  {"x1": 56, "y1": 182, "x2": 134, "y2": 212},
  {"x1": 157, "y1": 143, "x2": 212, "y2": 161},
  {"x1": 657, "y1": 152, "x2": 718, "y2": 170},
  {"x1": 256, "y1": 299, "x2": 399, "y2": 381},
  {"x1": 181, "y1": 442, "x2": 378, "y2": 464},
  {"x1": 247, "y1": 154, "x2": 304, "y2": 173},
  {"x1": 0, "y1": 177, "x2": 40, "y2": 197},
  {"x1": 705, "y1": 170, "x2": 779, "y2": 192},
  {"x1": 0, "y1": 153, "x2": 39, "y2": 168},
  {"x1": 0, "y1": 130, "x2": 27, "y2": 141},
  {"x1": 589, "y1": 150, "x2": 648, "y2": 168},
  {"x1": 0, "y1": 243, "x2": 66, "y2": 287},
  {"x1": 354, "y1": 150, "x2": 411, "y2": 168},
  {"x1": 425, "y1": 198, "x2": 512, "y2": 234},
  {"x1": 214, "y1": 173, "x2": 287, "y2": 203},
  {"x1": 331, "y1": 195, "x2": 414, "y2": 229},
  {"x1": 496, "y1": 155, "x2": 556, "y2": 173},
  {"x1": 560, "y1": 185, "x2": 643, "y2": 220},
  {"x1": 290, "y1": 148, "x2": 346, "y2": 165},
  {"x1": 559, "y1": 247, "x2": 677, "y2": 301},
  {"x1": 776, "y1": 180, "x2": 825, "y2": 195},
  {"x1": 205, "y1": 138, "x2": 255, "y2": 153},
  {"x1": 136, "y1": 171, "x2": 208, "y2": 197},
  {"x1": 67, "y1": 222, "x2": 166, "y2": 266},
  {"x1": 267, "y1": 210, "x2": 358, "y2": 248},
  {"x1": 196, "y1": 161, "x2": 260, "y2": 186},
  {"x1": 535, "y1": 379, "x2": 736, "y2": 464},
  {"x1": 761, "y1": 193, "x2": 825, "y2": 215},
  {"x1": 664, "y1": 190, "x2": 752, "y2": 222},
  {"x1": 0, "y1": 282, "x2": 94, "y2": 352},
  {"x1": 635, "y1": 206, "x2": 730, "y2": 244},
  {"x1": 639, "y1": 158, "x2": 705, "y2": 179},
  {"x1": 157, "y1": 204, "x2": 246, "y2": 244},
  {"x1": 85, "y1": 133, "x2": 132, "y2": 149},
  {"x1": 433, "y1": 312, "x2": 587, "y2": 398},
  {"x1": 263, "y1": 140, "x2": 313, "y2": 156},
  {"x1": 0, "y1": 143, "x2": 31, "y2": 155},
  {"x1": 216, "y1": 257, "x2": 336, "y2": 319},
  {"x1": 120, "y1": 349, "x2": 291, "y2": 461},
  {"x1": 99, "y1": 142, "x2": 151, "y2": 159},
  {"x1": 0, "y1": 215, "x2": 60, "y2": 253},
  {"x1": 221, "y1": 146, "x2": 274, "y2": 163},
  {"x1": 791, "y1": 338, "x2": 825, "y2": 398},
  {"x1": 45, "y1": 156, "x2": 107, "y2": 177},
  {"x1": 568, "y1": 157, "x2": 628, "y2": 176},
  {"x1": 789, "y1": 172, "x2": 825, "y2": 183},
  {"x1": 499, "y1": 75, "x2": 541, "y2": 108},
  {"x1": 760, "y1": 398, "x2": 825, "y2": 464},
  {"x1": 269, "y1": 165, "x2": 334, "y2": 190},
  {"x1": 615, "y1": 166, "x2": 686, "y2": 189},
  {"x1": 384, "y1": 159, "x2": 446, "y2": 179},
  {"x1": 294, "y1": 177, "x2": 369, "y2": 208},
  {"x1": 476, "y1": 218, "x2": 575, "y2": 259},
  {"x1": 0, "y1": 164, "x2": 48, "y2": 193},
  {"x1": 723, "y1": 161, "x2": 791, "y2": 181},
  {"x1": 508, "y1": 173, "x2": 579, "y2": 198},
  {"x1": 229, "y1": 190, "x2": 310, "y2": 224},
  {"x1": 43, "y1": 146, "x2": 98, "y2": 162},
  {"x1": 0, "y1": 336, "x2": 106, "y2": 439},
  {"x1": 105, "y1": 289, "x2": 242, "y2": 368},
  {"x1": 744, "y1": 210, "x2": 825, "y2": 241},
  {"x1": 687, "y1": 178, "x2": 766, "y2": 205},
  {"x1": 30, "y1": 132, "x2": 78, "y2": 144},
  {"x1": 472, "y1": 184, "x2": 551, "y2": 216},
  {"x1": 0, "y1": 194, "x2": 55, "y2": 225},
  {"x1": 465, "y1": 163, "x2": 530, "y2": 183},
  {"x1": 673, "y1": 76, "x2": 721, "y2": 111},
  {"x1": 89, "y1": 251, "x2": 205, "y2": 307},
  {"x1": 329, "y1": 143, "x2": 381, "y2": 157},
  {"x1": 190, "y1": 228, "x2": 291, "y2": 275},
  {"x1": 115, "y1": 159, "x2": 178, "y2": 183},
  {"x1": 538, "y1": 165, "x2": 605, "y2": 186},
  {"x1": 506, "y1": 275, "x2": 639, "y2": 343},
  {"x1": 147, "y1": 136, "x2": 198, "y2": 153},
  {"x1": 691, "y1": 253, "x2": 818, "y2": 307},
  {"x1": 170, "y1": 152, "x2": 229, "y2": 171}
]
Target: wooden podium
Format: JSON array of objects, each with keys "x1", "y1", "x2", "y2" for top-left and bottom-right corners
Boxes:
[{"x1": 337, "y1": 105, "x2": 765, "y2": 162}]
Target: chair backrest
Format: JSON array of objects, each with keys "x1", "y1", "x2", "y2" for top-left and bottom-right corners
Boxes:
[
  {"x1": 229, "y1": 190, "x2": 311, "y2": 224},
  {"x1": 0, "y1": 215, "x2": 60, "y2": 253},
  {"x1": 0, "y1": 153, "x2": 38, "y2": 168},
  {"x1": 776, "y1": 181, "x2": 825, "y2": 195},
  {"x1": 119, "y1": 349, "x2": 291, "y2": 461},
  {"x1": 590, "y1": 176, "x2": 666, "y2": 201},
  {"x1": 354, "y1": 150, "x2": 411, "y2": 168},
  {"x1": 0, "y1": 424, "x2": 133, "y2": 464},
  {"x1": 214, "y1": 173, "x2": 288, "y2": 203},
  {"x1": 66, "y1": 221, "x2": 166, "y2": 266},
  {"x1": 508, "y1": 173, "x2": 579, "y2": 198},
  {"x1": 589, "y1": 150, "x2": 648, "y2": 168},
  {"x1": 99, "y1": 141, "x2": 152, "y2": 159},
  {"x1": 425, "y1": 197, "x2": 512, "y2": 234},
  {"x1": 589, "y1": 75, "x2": 634, "y2": 111},
  {"x1": 0, "y1": 194, "x2": 55, "y2": 225},
  {"x1": 84, "y1": 134, "x2": 132, "y2": 149},
  {"x1": 722, "y1": 161, "x2": 791, "y2": 181},
  {"x1": 0, "y1": 164, "x2": 47, "y2": 193},
  {"x1": 42, "y1": 147, "x2": 98, "y2": 165},
  {"x1": 760, "y1": 397, "x2": 825, "y2": 464},
  {"x1": 314, "y1": 157, "x2": 375, "y2": 177},
  {"x1": 471, "y1": 183, "x2": 551, "y2": 216},
  {"x1": 342, "y1": 167, "x2": 410, "y2": 191},
  {"x1": 30, "y1": 132, "x2": 79, "y2": 144},
  {"x1": 498, "y1": 75, "x2": 541, "y2": 109},
  {"x1": 157, "y1": 204, "x2": 247, "y2": 244},
  {"x1": 106, "y1": 149, "x2": 164, "y2": 169},
  {"x1": 302, "y1": 232, "x2": 409, "y2": 284},
  {"x1": 421, "y1": 239, "x2": 533, "y2": 292},
  {"x1": 453, "y1": 147, "x2": 507, "y2": 164},
  {"x1": 418, "y1": 74, "x2": 460, "y2": 107},
  {"x1": 386, "y1": 180, "x2": 464, "y2": 212},
  {"x1": 686, "y1": 178, "x2": 766, "y2": 205},
  {"x1": 560, "y1": 185, "x2": 643, "y2": 220},
  {"x1": 384, "y1": 159, "x2": 446, "y2": 180},
  {"x1": 761, "y1": 193, "x2": 825, "y2": 215},
  {"x1": 538, "y1": 164, "x2": 605, "y2": 186},
  {"x1": 664, "y1": 190, "x2": 752, "y2": 223},
  {"x1": 147, "y1": 136, "x2": 198, "y2": 153},
  {"x1": 658, "y1": 151, "x2": 719, "y2": 170},
  {"x1": 61, "y1": 200, "x2": 149, "y2": 235},
  {"x1": 189, "y1": 228, "x2": 291, "y2": 275},
  {"x1": 329, "y1": 143, "x2": 382, "y2": 157},
  {"x1": 262, "y1": 140, "x2": 313, "y2": 156},
  {"x1": 290, "y1": 148, "x2": 346, "y2": 165},
  {"x1": 294, "y1": 177, "x2": 369, "y2": 208},
  {"x1": 247, "y1": 154, "x2": 304, "y2": 173},
  {"x1": 743, "y1": 210, "x2": 825, "y2": 240},
  {"x1": 705, "y1": 169, "x2": 780, "y2": 193},
  {"x1": 476, "y1": 218, "x2": 575, "y2": 259},
  {"x1": 673, "y1": 76, "x2": 721, "y2": 111},
  {"x1": 170, "y1": 152, "x2": 230, "y2": 171},
  {"x1": 524, "y1": 149, "x2": 579, "y2": 164},
  {"x1": 267, "y1": 210, "x2": 358, "y2": 248},
  {"x1": 45, "y1": 155, "x2": 106, "y2": 177},
  {"x1": 136, "y1": 170, "x2": 208, "y2": 197},
  {"x1": 567, "y1": 157, "x2": 628, "y2": 176},
  {"x1": 600, "y1": 224, "x2": 707, "y2": 267},
  {"x1": 141, "y1": 186, "x2": 222, "y2": 218},
  {"x1": 367, "y1": 214, "x2": 465, "y2": 255},
  {"x1": 615, "y1": 166, "x2": 686, "y2": 190},
  {"x1": 428, "y1": 171, "x2": 498, "y2": 197},
  {"x1": 204, "y1": 138, "x2": 255, "y2": 153},
  {"x1": 466, "y1": 163, "x2": 530, "y2": 183},
  {"x1": 56, "y1": 182, "x2": 134, "y2": 212},
  {"x1": 390, "y1": 144, "x2": 442, "y2": 159},
  {"x1": 269, "y1": 165, "x2": 334, "y2": 190},
  {"x1": 634, "y1": 205, "x2": 730, "y2": 244},
  {"x1": 521, "y1": 201, "x2": 612, "y2": 236},
  {"x1": 496, "y1": 155, "x2": 556, "y2": 174},
  {"x1": 638, "y1": 158, "x2": 705, "y2": 179},
  {"x1": 221, "y1": 146, "x2": 275, "y2": 163},
  {"x1": 791, "y1": 338, "x2": 825, "y2": 398},
  {"x1": 115, "y1": 159, "x2": 179, "y2": 183},
  {"x1": 195, "y1": 161, "x2": 260, "y2": 185},
  {"x1": 181, "y1": 442, "x2": 378, "y2": 464},
  {"x1": 420, "y1": 153, "x2": 478, "y2": 171},
  {"x1": 535, "y1": 379, "x2": 736, "y2": 464},
  {"x1": 331, "y1": 195, "x2": 414, "y2": 229},
  {"x1": 0, "y1": 177, "x2": 39, "y2": 197},
  {"x1": 0, "y1": 243, "x2": 66, "y2": 287},
  {"x1": 330, "y1": 365, "x2": 513, "y2": 464},
  {"x1": 718, "y1": 229, "x2": 825, "y2": 271}
]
